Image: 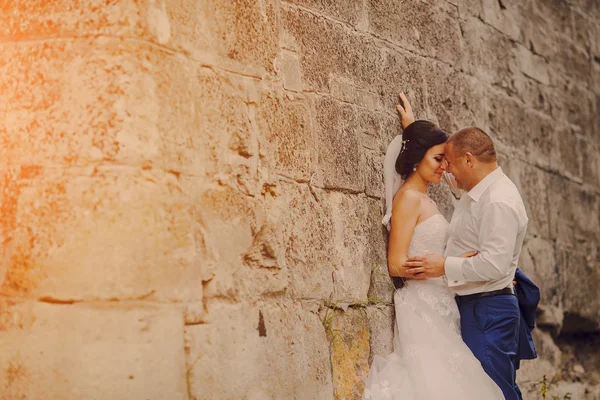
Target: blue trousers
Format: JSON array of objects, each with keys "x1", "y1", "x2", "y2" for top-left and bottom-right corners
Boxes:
[{"x1": 458, "y1": 294, "x2": 522, "y2": 400}]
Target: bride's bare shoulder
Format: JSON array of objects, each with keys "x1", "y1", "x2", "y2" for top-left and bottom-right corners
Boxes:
[{"x1": 392, "y1": 188, "x2": 422, "y2": 211}]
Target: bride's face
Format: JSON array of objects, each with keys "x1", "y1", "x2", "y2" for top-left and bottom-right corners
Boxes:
[{"x1": 416, "y1": 143, "x2": 447, "y2": 184}]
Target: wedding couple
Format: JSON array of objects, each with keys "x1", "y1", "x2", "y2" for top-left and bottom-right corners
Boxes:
[{"x1": 363, "y1": 94, "x2": 533, "y2": 400}]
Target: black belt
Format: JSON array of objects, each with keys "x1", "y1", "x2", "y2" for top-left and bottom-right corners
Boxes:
[{"x1": 455, "y1": 287, "x2": 515, "y2": 306}]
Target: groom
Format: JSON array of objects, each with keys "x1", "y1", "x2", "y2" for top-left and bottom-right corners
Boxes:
[{"x1": 404, "y1": 127, "x2": 528, "y2": 400}]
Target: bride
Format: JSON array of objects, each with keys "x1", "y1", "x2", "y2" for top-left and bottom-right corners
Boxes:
[{"x1": 362, "y1": 94, "x2": 505, "y2": 399}]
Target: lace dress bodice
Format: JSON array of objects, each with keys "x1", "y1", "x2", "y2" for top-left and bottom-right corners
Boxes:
[
  {"x1": 407, "y1": 214, "x2": 448, "y2": 258},
  {"x1": 394, "y1": 214, "x2": 460, "y2": 333}
]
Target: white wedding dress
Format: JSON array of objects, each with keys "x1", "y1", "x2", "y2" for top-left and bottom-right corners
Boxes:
[{"x1": 363, "y1": 214, "x2": 505, "y2": 400}]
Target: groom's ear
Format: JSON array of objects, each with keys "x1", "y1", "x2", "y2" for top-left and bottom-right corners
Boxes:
[{"x1": 464, "y1": 152, "x2": 475, "y2": 168}]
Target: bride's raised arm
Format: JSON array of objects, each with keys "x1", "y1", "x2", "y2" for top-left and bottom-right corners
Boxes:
[{"x1": 396, "y1": 92, "x2": 415, "y2": 129}]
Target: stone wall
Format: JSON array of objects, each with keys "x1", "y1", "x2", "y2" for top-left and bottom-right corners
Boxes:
[{"x1": 0, "y1": 1, "x2": 598, "y2": 399}]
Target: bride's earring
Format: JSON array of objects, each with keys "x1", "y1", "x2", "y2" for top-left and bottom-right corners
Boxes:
[{"x1": 413, "y1": 164, "x2": 418, "y2": 172}]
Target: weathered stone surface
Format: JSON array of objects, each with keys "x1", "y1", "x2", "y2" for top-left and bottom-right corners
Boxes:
[
  {"x1": 329, "y1": 76, "x2": 385, "y2": 112},
  {"x1": 285, "y1": 0, "x2": 364, "y2": 26},
  {"x1": 518, "y1": 330, "x2": 563, "y2": 398},
  {"x1": 485, "y1": 91, "x2": 558, "y2": 170},
  {"x1": 186, "y1": 300, "x2": 333, "y2": 400},
  {"x1": 367, "y1": 0, "x2": 463, "y2": 65},
  {"x1": 503, "y1": 161, "x2": 551, "y2": 239},
  {"x1": 519, "y1": 237, "x2": 561, "y2": 329},
  {"x1": 0, "y1": 300, "x2": 187, "y2": 400},
  {"x1": 329, "y1": 308, "x2": 370, "y2": 400},
  {"x1": 456, "y1": 0, "x2": 483, "y2": 20},
  {"x1": 0, "y1": 167, "x2": 200, "y2": 302},
  {"x1": 481, "y1": 0, "x2": 524, "y2": 42},
  {"x1": 459, "y1": 17, "x2": 518, "y2": 89},
  {"x1": 558, "y1": 245, "x2": 600, "y2": 333},
  {"x1": 515, "y1": 45, "x2": 550, "y2": 85},
  {"x1": 546, "y1": 73, "x2": 596, "y2": 140},
  {"x1": 315, "y1": 96, "x2": 364, "y2": 191},
  {"x1": 279, "y1": 50, "x2": 304, "y2": 92},
  {"x1": 365, "y1": 305, "x2": 394, "y2": 364},
  {"x1": 0, "y1": 1, "x2": 279, "y2": 73},
  {"x1": 279, "y1": 181, "x2": 335, "y2": 300},
  {"x1": 424, "y1": 63, "x2": 488, "y2": 134},
  {"x1": 282, "y1": 7, "x2": 386, "y2": 92},
  {"x1": 0, "y1": 39, "x2": 200, "y2": 172},
  {"x1": 320, "y1": 192, "x2": 374, "y2": 302},
  {"x1": 377, "y1": 49, "x2": 430, "y2": 118},
  {"x1": 172, "y1": 0, "x2": 280, "y2": 72},
  {"x1": 275, "y1": 97, "x2": 316, "y2": 181}
]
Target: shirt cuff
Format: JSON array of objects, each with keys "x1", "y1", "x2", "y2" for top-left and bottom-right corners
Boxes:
[{"x1": 445, "y1": 257, "x2": 466, "y2": 287}]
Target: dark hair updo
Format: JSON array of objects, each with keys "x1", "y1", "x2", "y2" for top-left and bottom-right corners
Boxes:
[{"x1": 395, "y1": 120, "x2": 449, "y2": 180}]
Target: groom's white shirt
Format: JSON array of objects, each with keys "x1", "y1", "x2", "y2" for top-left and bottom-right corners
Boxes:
[{"x1": 444, "y1": 167, "x2": 528, "y2": 296}]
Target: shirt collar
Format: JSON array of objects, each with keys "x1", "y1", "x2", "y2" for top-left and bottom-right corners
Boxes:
[{"x1": 466, "y1": 167, "x2": 504, "y2": 203}]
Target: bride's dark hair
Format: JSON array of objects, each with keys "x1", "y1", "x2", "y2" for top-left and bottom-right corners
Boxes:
[{"x1": 395, "y1": 120, "x2": 448, "y2": 179}]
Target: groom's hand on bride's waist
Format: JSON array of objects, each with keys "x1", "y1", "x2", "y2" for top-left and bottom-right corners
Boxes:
[
  {"x1": 404, "y1": 251, "x2": 479, "y2": 279},
  {"x1": 403, "y1": 254, "x2": 446, "y2": 278}
]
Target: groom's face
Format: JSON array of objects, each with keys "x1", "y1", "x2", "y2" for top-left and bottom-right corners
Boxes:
[{"x1": 444, "y1": 143, "x2": 468, "y2": 190}]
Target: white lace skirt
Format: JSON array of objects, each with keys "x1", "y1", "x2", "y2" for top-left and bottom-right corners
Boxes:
[{"x1": 363, "y1": 281, "x2": 505, "y2": 400}]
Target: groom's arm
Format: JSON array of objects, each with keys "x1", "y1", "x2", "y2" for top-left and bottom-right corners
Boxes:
[{"x1": 445, "y1": 202, "x2": 520, "y2": 286}]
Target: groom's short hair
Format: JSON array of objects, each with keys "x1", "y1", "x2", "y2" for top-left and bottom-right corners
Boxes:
[{"x1": 448, "y1": 127, "x2": 497, "y2": 163}]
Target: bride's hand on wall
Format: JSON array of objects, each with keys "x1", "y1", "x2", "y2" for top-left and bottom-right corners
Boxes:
[{"x1": 396, "y1": 92, "x2": 415, "y2": 129}]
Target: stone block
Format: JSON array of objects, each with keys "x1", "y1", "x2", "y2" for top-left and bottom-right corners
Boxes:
[
  {"x1": 513, "y1": 74, "x2": 555, "y2": 117},
  {"x1": 315, "y1": 96, "x2": 364, "y2": 192},
  {"x1": 424, "y1": 64, "x2": 488, "y2": 134},
  {"x1": 0, "y1": 300, "x2": 187, "y2": 400},
  {"x1": 485, "y1": 91, "x2": 559, "y2": 170},
  {"x1": 546, "y1": 74, "x2": 595, "y2": 138},
  {"x1": 519, "y1": 237, "x2": 558, "y2": 310},
  {"x1": 186, "y1": 301, "x2": 333, "y2": 400},
  {"x1": 459, "y1": 17, "x2": 518, "y2": 89},
  {"x1": 364, "y1": 150, "x2": 383, "y2": 199},
  {"x1": 517, "y1": 330, "x2": 562, "y2": 392},
  {"x1": 279, "y1": 181, "x2": 335, "y2": 300},
  {"x1": 319, "y1": 192, "x2": 374, "y2": 302},
  {"x1": 581, "y1": 141, "x2": 600, "y2": 188},
  {"x1": 457, "y1": 0, "x2": 483, "y2": 19},
  {"x1": 504, "y1": 161, "x2": 551, "y2": 239},
  {"x1": 0, "y1": 1, "x2": 280, "y2": 73},
  {"x1": 0, "y1": 39, "x2": 202, "y2": 173},
  {"x1": 534, "y1": 0, "x2": 574, "y2": 41},
  {"x1": 377, "y1": 49, "x2": 430, "y2": 118},
  {"x1": 481, "y1": 0, "x2": 524, "y2": 42},
  {"x1": 279, "y1": 50, "x2": 304, "y2": 92},
  {"x1": 515, "y1": 45, "x2": 550, "y2": 85},
  {"x1": 548, "y1": 176, "x2": 600, "y2": 247},
  {"x1": 365, "y1": 305, "x2": 394, "y2": 364},
  {"x1": 557, "y1": 246, "x2": 600, "y2": 333},
  {"x1": 329, "y1": 308, "x2": 370, "y2": 400},
  {"x1": 171, "y1": 0, "x2": 280, "y2": 72},
  {"x1": 0, "y1": 0, "x2": 150, "y2": 40},
  {"x1": 285, "y1": 0, "x2": 364, "y2": 26},
  {"x1": 189, "y1": 178, "x2": 288, "y2": 299},
  {"x1": 282, "y1": 7, "x2": 385, "y2": 92},
  {"x1": 367, "y1": 0, "x2": 463, "y2": 65},
  {"x1": 274, "y1": 98, "x2": 316, "y2": 181},
  {"x1": 572, "y1": 9, "x2": 595, "y2": 52},
  {"x1": 0, "y1": 166, "x2": 201, "y2": 302},
  {"x1": 329, "y1": 76, "x2": 385, "y2": 112},
  {"x1": 550, "y1": 36, "x2": 591, "y2": 84}
]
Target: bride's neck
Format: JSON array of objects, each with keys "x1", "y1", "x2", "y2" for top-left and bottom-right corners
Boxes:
[{"x1": 403, "y1": 174, "x2": 429, "y2": 194}]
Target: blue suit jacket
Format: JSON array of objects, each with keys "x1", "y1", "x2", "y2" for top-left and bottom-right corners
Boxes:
[{"x1": 514, "y1": 268, "x2": 540, "y2": 369}]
